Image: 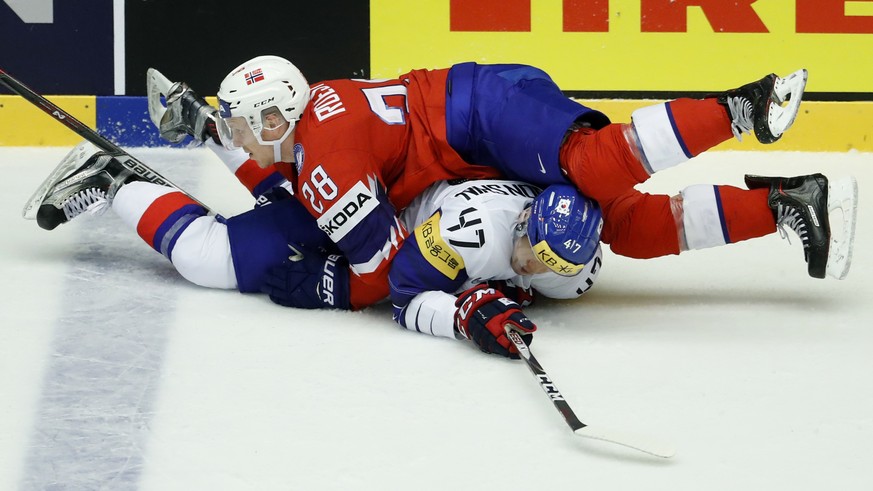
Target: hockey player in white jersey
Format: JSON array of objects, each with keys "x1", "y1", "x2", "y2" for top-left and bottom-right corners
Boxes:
[{"x1": 389, "y1": 179, "x2": 603, "y2": 357}]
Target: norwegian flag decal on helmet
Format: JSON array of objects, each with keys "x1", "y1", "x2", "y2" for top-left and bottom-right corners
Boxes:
[{"x1": 245, "y1": 69, "x2": 265, "y2": 85}]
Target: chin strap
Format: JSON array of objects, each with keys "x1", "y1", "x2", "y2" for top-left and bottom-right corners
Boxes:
[
  {"x1": 270, "y1": 124, "x2": 296, "y2": 164},
  {"x1": 273, "y1": 142, "x2": 283, "y2": 164}
]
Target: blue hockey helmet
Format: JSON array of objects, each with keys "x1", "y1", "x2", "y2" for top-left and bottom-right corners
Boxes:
[{"x1": 527, "y1": 184, "x2": 603, "y2": 276}]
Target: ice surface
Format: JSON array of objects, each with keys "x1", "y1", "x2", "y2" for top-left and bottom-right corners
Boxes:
[{"x1": 1, "y1": 146, "x2": 871, "y2": 490}]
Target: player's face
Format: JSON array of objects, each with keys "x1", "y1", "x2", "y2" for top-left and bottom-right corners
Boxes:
[
  {"x1": 511, "y1": 234, "x2": 551, "y2": 276},
  {"x1": 217, "y1": 107, "x2": 295, "y2": 166},
  {"x1": 220, "y1": 113, "x2": 295, "y2": 168}
]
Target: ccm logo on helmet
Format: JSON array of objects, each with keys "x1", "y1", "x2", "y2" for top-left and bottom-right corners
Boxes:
[
  {"x1": 317, "y1": 181, "x2": 379, "y2": 241},
  {"x1": 254, "y1": 97, "x2": 276, "y2": 108}
]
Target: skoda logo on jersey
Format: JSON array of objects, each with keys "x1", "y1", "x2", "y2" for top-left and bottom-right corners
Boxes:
[
  {"x1": 317, "y1": 181, "x2": 379, "y2": 241},
  {"x1": 293, "y1": 143, "x2": 305, "y2": 174}
]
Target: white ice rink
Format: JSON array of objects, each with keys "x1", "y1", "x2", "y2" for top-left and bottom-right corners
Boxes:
[{"x1": 1, "y1": 146, "x2": 871, "y2": 490}]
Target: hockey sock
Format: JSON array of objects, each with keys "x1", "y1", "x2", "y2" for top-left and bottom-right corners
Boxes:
[
  {"x1": 628, "y1": 98, "x2": 735, "y2": 174},
  {"x1": 680, "y1": 185, "x2": 775, "y2": 251},
  {"x1": 664, "y1": 98, "x2": 735, "y2": 156},
  {"x1": 112, "y1": 181, "x2": 208, "y2": 259},
  {"x1": 715, "y1": 185, "x2": 777, "y2": 242}
]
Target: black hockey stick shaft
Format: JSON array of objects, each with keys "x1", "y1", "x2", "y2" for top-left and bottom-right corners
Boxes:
[
  {"x1": 505, "y1": 327, "x2": 587, "y2": 432},
  {"x1": 0, "y1": 68, "x2": 211, "y2": 211}
]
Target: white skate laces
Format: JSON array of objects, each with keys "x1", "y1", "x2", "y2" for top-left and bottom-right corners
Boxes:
[
  {"x1": 774, "y1": 203, "x2": 806, "y2": 247},
  {"x1": 727, "y1": 97, "x2": 755, "y2": 141},
  {"x1": 61, "y1": 187, "x2": 109, "y2": 220}
]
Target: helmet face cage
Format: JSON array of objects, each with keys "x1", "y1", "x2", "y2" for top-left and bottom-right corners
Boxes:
[
  {"x1": 527, "y1": 184, "x2": 603, "y2": 276},
  {"x1": 216, "y1": 55, "x2": 310, "y2": 151}
]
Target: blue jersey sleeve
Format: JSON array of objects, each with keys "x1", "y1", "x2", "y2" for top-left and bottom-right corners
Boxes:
[{"x1": 389, "y1": 211, "x2": 468, "y2": 330}]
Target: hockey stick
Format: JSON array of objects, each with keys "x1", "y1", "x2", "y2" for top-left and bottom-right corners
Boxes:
[
  {"x1": 505, "y1": 326, "x2": 676, "y2": 458},
  {"x1": 0, "y1": 68, "x2": 211, "y2": 212}
]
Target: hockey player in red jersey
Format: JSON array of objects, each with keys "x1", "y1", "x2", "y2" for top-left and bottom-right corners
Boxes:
[{"x1": 199, "y1": 56, "x2": 856, "y2": 310}]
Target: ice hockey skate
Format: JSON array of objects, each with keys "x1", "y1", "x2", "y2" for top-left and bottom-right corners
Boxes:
[
  {"x1": 745, "y1": 173, "x2": 858, "y2": 280},
  {"x1": 147, "y1": 68, "x2": 219, "y2": 144},
  {"x1": 717, "y1": 69, "x2": 808, "y2": 144},
  {"x1": 23, "y1": 141, "x2": 141, "y2": 230}
]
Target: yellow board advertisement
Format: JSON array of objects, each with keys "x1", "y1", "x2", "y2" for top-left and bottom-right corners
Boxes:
[
  {"x1": 372, "y1": 0, "x2": 873, "y2": 150},
  {"x1": 372, "y1": 0, "x2": 873, "y2": 93},
  {"x1": 0, "y1": 96, "x2": 96, "y2": 147}
]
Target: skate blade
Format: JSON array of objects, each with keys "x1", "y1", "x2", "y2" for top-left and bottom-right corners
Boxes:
[
  {"x1": 22, "y1": 141, "x2": 101, "y2": 220},
  {"x1": 826, "y1": 176, "x2": 858, "y2": 280},
  {"x1": 768, "y1": 69, "x2": 808, "y2": 138}
]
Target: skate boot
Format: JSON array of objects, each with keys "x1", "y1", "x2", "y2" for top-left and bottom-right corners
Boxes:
[
  {"x1": 716, "y1": 69, "x2": 808, "y2": 144},
  {"x1": 745, "y1": 173, "x2": 858, "y2": 279},
  {"x1": 147, "y1": 68, "x2": 219, "y2": 144},
  {"x1": 23, "y1": 141, "x2": 140, "y2": 230}
]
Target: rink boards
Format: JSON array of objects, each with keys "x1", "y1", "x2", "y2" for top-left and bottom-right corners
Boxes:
[{"x1": 1, "y1": 95, "x2": 871, "y2": 152}]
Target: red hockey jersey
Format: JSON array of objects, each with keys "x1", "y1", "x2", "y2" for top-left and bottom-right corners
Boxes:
[{"x1": 276, "y1": 68, "x2": 500, "y2": 308}]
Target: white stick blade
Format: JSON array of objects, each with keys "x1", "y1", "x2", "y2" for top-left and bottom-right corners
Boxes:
[{"x1": 574, "y1": 425, "x2": 676, "y2": 459}]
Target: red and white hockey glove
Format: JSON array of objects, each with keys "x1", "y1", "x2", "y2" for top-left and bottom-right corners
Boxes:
[
  {"x1": 454, "y1": 285, "x2": 537, "y2": 358},
  {"x1": 486, "y1": 280, "x2": 535, "y2": 307}
]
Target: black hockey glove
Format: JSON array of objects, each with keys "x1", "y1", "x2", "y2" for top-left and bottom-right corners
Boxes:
[
  {"x1": 260, "y1": 249, "x2": 350, "y2": 310},
  {"x1": 454, "y1": 285, "x2": 537, "y2": 358}
]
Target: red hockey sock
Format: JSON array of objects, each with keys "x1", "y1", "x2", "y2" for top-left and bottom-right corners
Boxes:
[
  {"x1": 668, "y1": 98, "x2": 735, "y2": 157},
  {"x1": 136, "y1": 191, "x2": 205, "y2": 252},
  {"x1": 717, "y1": 186, "x2": 776, "y2": 242}
]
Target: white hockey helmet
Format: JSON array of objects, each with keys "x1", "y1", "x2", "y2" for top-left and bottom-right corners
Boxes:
[{"x1": 215, "y1": 55, "x2": 310, "y2": 153}]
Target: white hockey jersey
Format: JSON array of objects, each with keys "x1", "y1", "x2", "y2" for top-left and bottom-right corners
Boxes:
[{"x1": 389, "y1": 179, "x2": 602, "y2": 339}]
